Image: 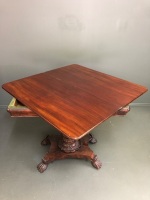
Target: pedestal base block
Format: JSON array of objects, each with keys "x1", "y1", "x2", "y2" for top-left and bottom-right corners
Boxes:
[{"x1": 37, "y1": 134, "x2": 102, "y2": 173}]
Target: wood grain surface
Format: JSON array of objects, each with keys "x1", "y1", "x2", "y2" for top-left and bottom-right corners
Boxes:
[{"x1": 2, "y1": 64, "x2": 147, "y2": 139}]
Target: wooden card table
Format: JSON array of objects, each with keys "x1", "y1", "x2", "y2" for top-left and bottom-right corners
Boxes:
[{"x1": 2, "y1": 64, "x2": 147, "y2": 173}]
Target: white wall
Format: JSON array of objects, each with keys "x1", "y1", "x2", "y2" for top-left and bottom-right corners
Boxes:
[{"x1": 0, "y1": 0, "x2": 149, "y2": 105}]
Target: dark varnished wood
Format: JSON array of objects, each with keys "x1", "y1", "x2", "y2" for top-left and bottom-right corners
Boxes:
[
  {"x1": 2, "y1": 64, "x2": 147, "y2": 140},
  {"x1": 2, "y1": 64, "x2": 147, "y2": 172},
  {"x1": 37, "y1": 134, "x2": 102, "y2": 173}
]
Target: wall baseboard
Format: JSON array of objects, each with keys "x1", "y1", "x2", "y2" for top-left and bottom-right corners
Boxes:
[
  {"x1": 130, "y1": 103, "x2": 150, "y2": 106},
  {"x1": 0, "y1": 105, "x2": 7, "y2": 109}
]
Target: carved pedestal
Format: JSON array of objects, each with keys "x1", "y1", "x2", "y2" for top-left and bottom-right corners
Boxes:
[{"x1": 37, "y1": 133, "x2": 102, "y2": 173}]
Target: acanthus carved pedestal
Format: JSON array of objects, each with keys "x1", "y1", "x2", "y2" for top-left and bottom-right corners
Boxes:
[{"x1": 37, "y1": 133, "x2": 101, "y2": 173}]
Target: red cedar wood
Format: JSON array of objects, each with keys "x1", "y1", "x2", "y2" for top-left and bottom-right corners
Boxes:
[{"x1": 2, "y1": 64, "x2": 148, "y2": 139}]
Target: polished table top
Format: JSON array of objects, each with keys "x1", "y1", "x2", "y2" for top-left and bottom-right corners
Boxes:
[{"x1": 2, "y1": 64, "x2": 147, "y2": 139}]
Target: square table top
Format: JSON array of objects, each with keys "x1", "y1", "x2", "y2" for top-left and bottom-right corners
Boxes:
[{"x1": 2, "y1": 64, "x2": 147, "y2": 139}]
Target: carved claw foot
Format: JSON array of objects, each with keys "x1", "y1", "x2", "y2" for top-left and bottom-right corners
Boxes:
[
  {"x1": 115, "y1": 105, "x2": 130, "y2": 116},
  {"x1": 37, "y1": 162, "x2": 48, "y2": 173},
  {"x1": 89, "y1": 133, "x2": 97, "y2": 144},
  {"x1": 91, "y1": 155, "x2": 102, "y2": 169},
  {"x1": 41, "y1": 135, "x2": 51, "y2": 146}
]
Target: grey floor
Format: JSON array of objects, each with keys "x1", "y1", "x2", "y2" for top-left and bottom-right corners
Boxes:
[{"x1": 0, "y1": 106, "x2": 150, "y2": 200}]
